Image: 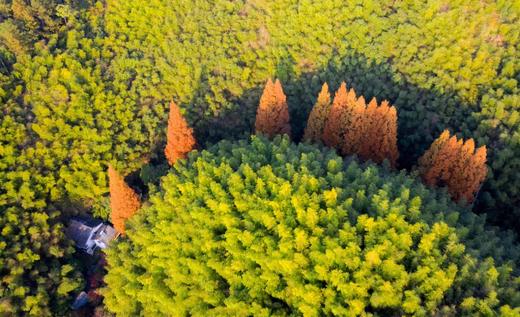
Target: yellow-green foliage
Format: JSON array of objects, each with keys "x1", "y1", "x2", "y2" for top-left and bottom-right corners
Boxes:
[
  {"x1": 102, "y1": 0, "x2": 520, "y2": 229},
  {"x1": 1, "y1": 2, "x2": 520, "y2": 314},
  {"x1": 0, "y1": 0, "x2": 80, "y2": 65},
  {"x1": 2, "y1": 0, "x2": 519, "y2": 227},
  {"x1": 104, "y1": 136, "x2": 520, "y2": 316},
  {"x1": 0, "y1": 205, "x2": 83, "y2": 316}
]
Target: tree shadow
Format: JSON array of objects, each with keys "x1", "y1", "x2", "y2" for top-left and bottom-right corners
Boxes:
[
  {"x1": 189, "y1": 52, "x2": 475, "y2": 169},
  {"x1": 142, "y1": 51, "x2": 515, "y2": 233}
]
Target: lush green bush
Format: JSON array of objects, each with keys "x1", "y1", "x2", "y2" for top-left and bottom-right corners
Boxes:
[
  {"x1": 104, "y1": 136, "x2": 520, "y2": 316},
  {"x1": 0, "y1": 205, "x2": 83, "y2": 316}
]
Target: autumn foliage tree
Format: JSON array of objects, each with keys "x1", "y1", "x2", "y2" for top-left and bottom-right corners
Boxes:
[
  {"x1": 319, "y1": 82, "x2": 398, "y2": 166},
  {"x1": 418, "y1": 130, "x2": 487, "y2": 203},
  {"x1": 303, "y1": 83, "x2": 331, "y2": 142},
  {"x1": 255, "y1": 79, "x2": 291, "y2": 138},
  {"x1": 358, "y1": 99, "x2": 399, "y2": 166},
  {"x1": 108, "y1": 165, "x2": 141, "y2": 234},
  {"x1": 322, "y1": 82, "x2": 350, "y2": 149},
  {"x1": 164, "y1": 101, "x2": 197, "y2": 166}
]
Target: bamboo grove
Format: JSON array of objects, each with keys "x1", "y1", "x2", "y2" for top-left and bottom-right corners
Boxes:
[
  {"x1": 103, "y1": 136, "x2": 520, "y2": 316},
  {"x1": 107, "y1": 77, "x2": 490, "y2": 246},
  {"x1": 1, "y1": 0, "x2": 519, "y2": 315}
]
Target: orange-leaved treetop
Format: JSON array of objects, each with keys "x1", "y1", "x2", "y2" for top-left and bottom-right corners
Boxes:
[
  {"x1": 418, "y1": 130, "x2": 487, "y2": 203},
  {"x1": 358, "y1": 97, "x2": 378, "y2": 161},
  {"x1": 418, "y1": 130, "x2": 460, "y2": 186},
  {"x1": 303, "y1": 83, "x2": 331, "y2": 142},
  {"x1": 319, "y1": 83, "x2": 398, "y2": 167},
  {"x1": 255, "y1": 78, "x2": 291, "y2": 138},
  {"x1": 380, "y1": 102, "x2": 399, "y2": 166},
  {"x1": 164, "y1": 101, "x2": 196, "y2": 165},
  {"x1": 360, "y1": 99, "x2": 399, "y2": 167},
  {"x1": 341, "y1": 93, "x2": 365, "y2": 156},
  {"x1": 447, "y1": 139, "x2": 488, "y2": 202},
  {"x1": 108, "y1": 165, "x2": 141, "y2": 235},
  {"x1": 322, "y1": 82, "x2": 349, "y2": 149}
]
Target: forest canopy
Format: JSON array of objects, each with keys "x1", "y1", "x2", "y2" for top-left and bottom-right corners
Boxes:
[
  {"x1": 1, "y1": 0, "x2": 520, "y2": 315},
  {"x1": 100, "y1": 0, "x2": 520, "y2": 230},
  {"x1": 1, "y1": 0, "x2": 519, "y2": 225},
  {"x1": 104, "y1": 136, "x2": 520, "y2": 316}
]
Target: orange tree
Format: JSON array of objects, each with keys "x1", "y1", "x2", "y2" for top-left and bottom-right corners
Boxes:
[
  {"x1": 164, "y1": 101, "x2": 197, "y2": 166},
  {"x1": 418, "y1": 130, "x2": 487, "y2": 203},
  {"x1": 255, "y1": 79, "x2": 291, "y2": 138},
  {"x1": 303, "y1": 83, "x2": 331, "y2": 142},
  {"x1": 108, "y1": 165, "x2": 141, "y2": 234}
]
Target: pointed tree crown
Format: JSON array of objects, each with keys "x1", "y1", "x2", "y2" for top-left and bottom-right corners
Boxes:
[
  {"x1": 303, "y1": 83, "x2": 331, "y2": 142},
  {"x1": 322, "y1": 82, "x2": 349, "y2": 149},
  {"x1": 165, "y1": 101, "x2": 196, "y2": 166},
  {"x1": 321, "y1": 84, "x2": 399, "y2": 167},
  {"x1": 418, "y1": 130, "x2": 487, "y2": 203},
  {"x1": 108, "y1": 165, "x2": 141, "y2": 235},
  {"x1": 255, "y1": 79, "x2": 291, "y2": 138}
]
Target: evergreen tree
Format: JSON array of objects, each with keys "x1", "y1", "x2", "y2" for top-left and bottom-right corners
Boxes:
[
  {"x1": 255, "y1": 79, "x2": 291, "y2": 138},
  {"x1": 303, "y1": 83, "x2": 331, "y2": 142},
  {"x1": 0, "y1": 205, "x2": 83, "y2": 316},
  {"x1": 108, "y1": 165, "x2": 140, "y2": 234},
  {"x1": 164, "y1": 101, "x2": 196, "y2": 165}
]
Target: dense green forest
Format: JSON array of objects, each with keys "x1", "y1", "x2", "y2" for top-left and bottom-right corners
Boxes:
[
  {"x1": 1, "y1": 0, "x2": 519, "y2": 315},
  {"x1": 105, "y1": 136, "x2": 520, "y2": 316}
]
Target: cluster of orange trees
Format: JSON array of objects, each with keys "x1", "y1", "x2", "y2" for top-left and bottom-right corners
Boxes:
[
  {"x1": 418, "y1": 130, "x2": 487, "y2": 203},
  {"x1": 109, "y1": 79, "x2": 488, "y2": 234},
  {"x1": 256, "y1": 80, "x2": 399, "y2": 167},
  {"x1": 310, "y1": 82, "x2": 398, "y2": 167},
  {"x1": 256, "y1": 81, "x2": 398, "y2": 166},
  {"x1": 109, "y1": 101, "x2": 196, "y2": 234},
  {"x1": 255, "y1": 79, "x2": 487, "y2": 204}
]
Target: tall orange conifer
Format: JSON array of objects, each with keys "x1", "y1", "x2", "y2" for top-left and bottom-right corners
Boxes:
[
  {"x1": 418, "y1": 130, "x2": 452, "y2": 185},
  {"x1": 303, "y1": 83, "x2": 331, "y2": 142},
  {"x1": 359, "y1": 97, "x2": 378, "y2": 160},
  {"x1": 418, "y1": 130, "x2": 487, "y2": 203},
  {"x1": 356, "y1": 98, "x2": 399, "y2": 167},
  {"x1": 255, "y1": 79, "x2": 291, "y2": 138},
  {"x1": 341, "y1": 94, "x2": 366, "y2": 156},
  {"x1": 465, "y1": 146, "x2": 487, "y2": 202},
  {"x1": 322, "y1": 82, "x2": 349, "y2": 149},
  {"x1": 165, "y1": 101, "x2": 196, "y2": 166},
  {"x1": 109, "y1": 165, "x2": 141, "y2": 235},
  {"x1": 377, "y1": 102, "x2": 399, "y2": 166},
  {"x1": 447, "y1": 140, "x2": 487, "y2": 202}
]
